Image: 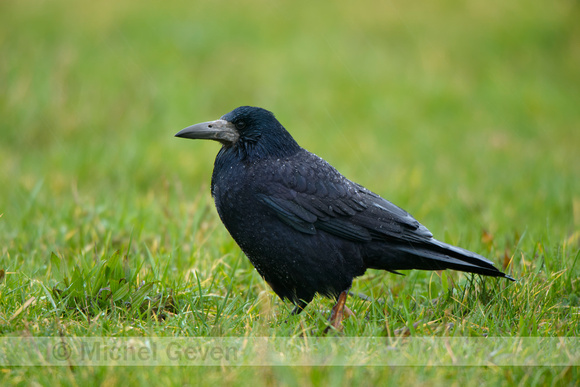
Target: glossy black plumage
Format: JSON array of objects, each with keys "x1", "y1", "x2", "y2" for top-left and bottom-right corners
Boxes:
[{"x1": 176, "y1": 106, "x2": 513, "y2": 313}]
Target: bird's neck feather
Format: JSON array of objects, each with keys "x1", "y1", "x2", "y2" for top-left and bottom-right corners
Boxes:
[{"x1": 216, "y1": 133, "x2": 301, "y2": 166}]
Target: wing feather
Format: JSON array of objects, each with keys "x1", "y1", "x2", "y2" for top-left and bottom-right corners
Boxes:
[{"x1": 256, "y1": 152, "x2": 433, "y2": 243}]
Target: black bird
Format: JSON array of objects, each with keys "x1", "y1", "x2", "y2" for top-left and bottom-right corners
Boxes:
[{"x1": 175, "y1": 106, "x2": 513, "y2": 329}]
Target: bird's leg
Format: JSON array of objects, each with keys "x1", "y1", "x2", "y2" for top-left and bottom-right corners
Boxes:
[
  {"x1": 343, "y1": 305, "x2": 355, "y2": 318},
  {"x1": 324, "y1": 290, "x2": 349, "y2": 333},
  {"x1": 290, "y1": 300, "x2": 309, "y2": 315}
]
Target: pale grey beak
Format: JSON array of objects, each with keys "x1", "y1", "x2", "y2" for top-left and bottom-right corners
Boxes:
[{"x1": 175, "y1": 119, "x2": 239, "y2": 145}]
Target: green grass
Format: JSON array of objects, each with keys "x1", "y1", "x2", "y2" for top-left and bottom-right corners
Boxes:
[{"x1": 1, "y1": 0, "x2": 579, "y2": 384}]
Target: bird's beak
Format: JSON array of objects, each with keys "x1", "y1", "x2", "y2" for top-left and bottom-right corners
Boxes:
[{"x1": 175, "y1": 119, "x2": 239, "y2": 145}]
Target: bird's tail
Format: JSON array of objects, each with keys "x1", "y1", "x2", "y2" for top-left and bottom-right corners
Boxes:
[{"x1": 368, "y1": 238, "x2": 515, "y2": 280}]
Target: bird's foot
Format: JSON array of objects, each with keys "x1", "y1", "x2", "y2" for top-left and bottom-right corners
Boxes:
[{"x1": 323, "y1": 290, "x2": 349, "y2": 334}]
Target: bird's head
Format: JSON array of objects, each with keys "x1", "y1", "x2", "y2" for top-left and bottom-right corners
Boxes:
[{"x1": 175, "y1": 106, "x2": 300, "y2": 159}]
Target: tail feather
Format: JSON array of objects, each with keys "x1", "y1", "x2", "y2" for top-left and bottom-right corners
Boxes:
[{"x1": 367, "y1": 238, "x2": 514, "y2": 280}]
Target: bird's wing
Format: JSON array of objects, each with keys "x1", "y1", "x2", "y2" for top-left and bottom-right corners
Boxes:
[{"x1": 256, "y1": 153, "x2": 433, "y2": 243}]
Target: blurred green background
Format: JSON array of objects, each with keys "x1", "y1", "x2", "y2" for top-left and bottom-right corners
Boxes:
[
  {"x1": 1, "y1": 0, "x2": 579, "y2": 383},
  {"x1": 2, "y1": 0, "x2": 578, "y2": 261}
]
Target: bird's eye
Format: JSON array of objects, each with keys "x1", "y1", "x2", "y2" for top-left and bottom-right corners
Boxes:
[{"x1": 235, "y1": 121, "x2": 246, "y2": 130}]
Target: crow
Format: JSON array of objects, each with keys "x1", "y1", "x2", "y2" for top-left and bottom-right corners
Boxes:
[{"x1": 175, "y1": 106, "x2": 514, "y2": 330}]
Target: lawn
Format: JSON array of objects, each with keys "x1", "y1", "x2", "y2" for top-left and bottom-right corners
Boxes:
[{"x1": 1, "y1": 0, "x2": 579, "y2": 385}]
